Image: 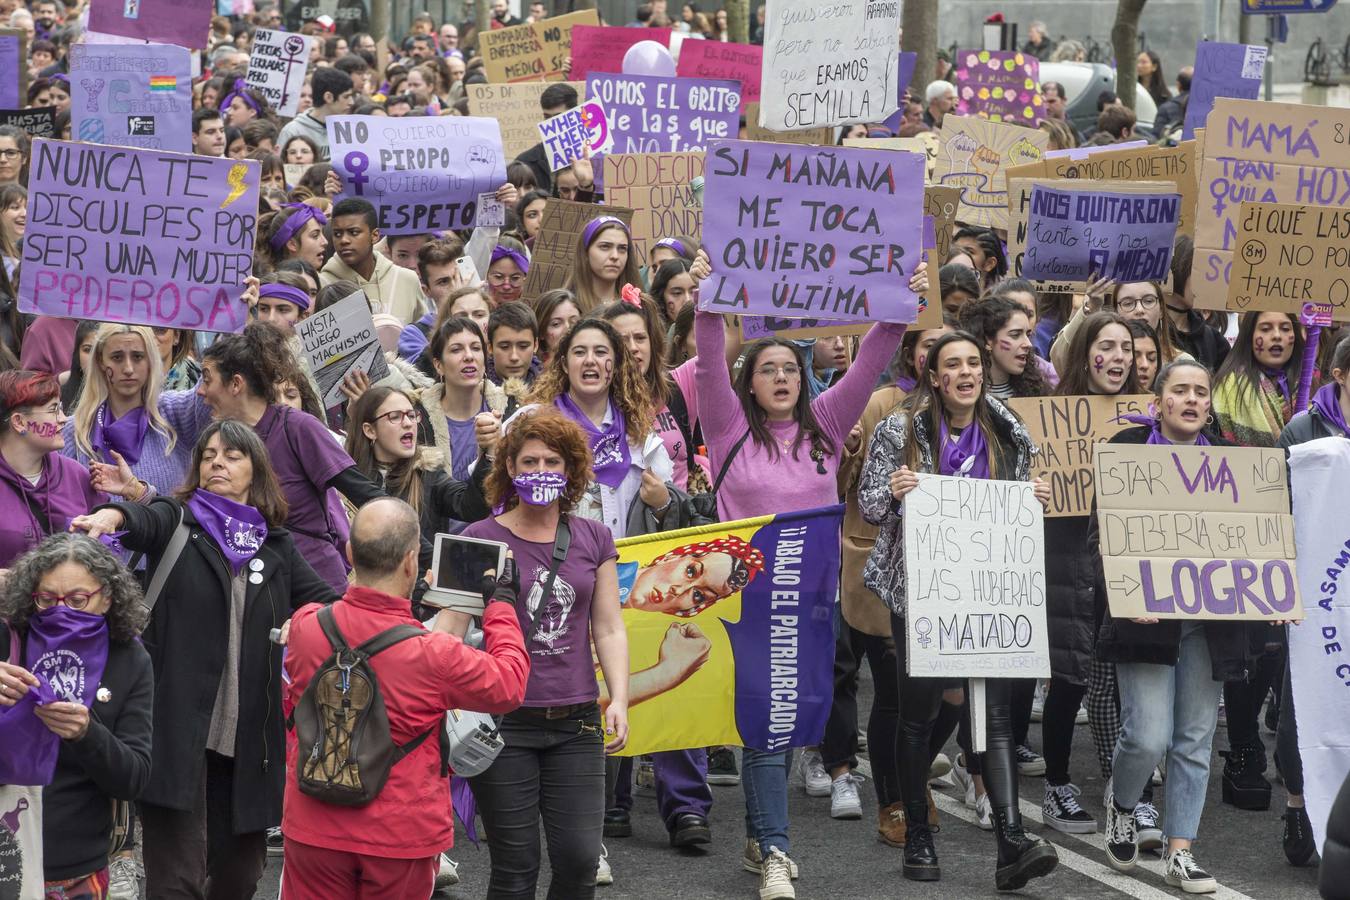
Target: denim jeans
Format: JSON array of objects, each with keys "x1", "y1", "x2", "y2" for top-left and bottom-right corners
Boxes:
[
  {"x1": 742, "y1": 748, "x2": 794, "y2": 855},
  {"x1": 1113, "y1": 623, "x2": 1222, "y2": 840}
]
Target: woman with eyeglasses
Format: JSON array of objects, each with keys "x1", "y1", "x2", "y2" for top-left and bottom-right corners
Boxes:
[
  {"x1": 485, "y1": 237, "x2": 530, "y2": 308},
  {"x1": 565, "y1": 217, "x2": 643, "y2": 313},
  {"x1": 0, "y1": 125, "x2": 28, "y2": 188},
  {"x1": 1050, "y1": 279, "x2": 1180, "y2": 376},
  {"x1": 414, "y1": 316, "x2": 509, "y2": 486}
]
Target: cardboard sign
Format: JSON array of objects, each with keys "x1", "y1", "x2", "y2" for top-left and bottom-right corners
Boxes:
[
  {"x1": 1005, "y1": 395, "x2": 1152, "y2": 517},
  {"x1": 1094, "y1": 443, "x2": 1301, "y2": 620},
  {"x1": 1024, "y1": 184, "x2": 1181, "y2": 284},
  {"x1": 88, "y1": 0, "x2": 212, "y2": 48},
  {"x1": 538, "y1": 100, "x2": 613, "y2": 170},
  {"x1": 478, "y1": 9, "x2": 598, "y2": 84},
  {"x1": 933, "y1": 115, "x2": 1047, "y2": 231},
  {"x1": 602, "y1": 151, "x2": 703, "y2": 270},
  {"x1": 698, "y1": 139, "x2": 925, "y2": 324},
  {"x1": 676, "y1": 40, "x2": 762, "y2": 111},
  {"x1": 903, "y1": 474, "x2": 1050, "y2": 678},
  {"x1": 518, "y1": 199, "x2": 634, "y2": 302},
  {"x1": 245, "y1": 28, "x2": 312, "y2": 118},
  {"x1": 1194, "y1": 98, "x2": 1350, "y2": 310},
  {"x1": 585, "y1": 73, "x2": 739, "y2": 156},
  {"x1": 1183, "y1": 41, "x2": 1267, "y2": 140},
  {"x1": 758, "y1": 0, "x2": 900, "y2": 132},
  {"x1": 918, "y1": 184, "x2": 962, "y2": 328},
  {"x1": 467, "y1": 81, "x2": 585, "y2": 160},
  {"x1": 0, "y1": 108, "x2": 56, "y2": 139},
  {"x1": 283, "y1": 162, "x2": 311, "y2": 187},
  {"x1": 295, "y1": 289, "x2": 390, "y2": 407},
  {"x1": 19, "y1": 139, "x2": 259, "y2": 333},
  {"x1": 328, "y1": 115, "x2": 506, "y2": 235},
  {"x1": 569, "y1": 25, "x2": 669, "y2": 81},
  {"x1": 1228, "y1": 201, "x2": 1350, "y2": 321},
  {"x1": 0, "y1": 29, "x2": 27, "y2": 110},
  {"x1": 953, "y1": 49, "x2": 1043, "y2": 124},
  {"x1": 744, "y1": 103, "x2": 831, "y2": 145},
  {"x1": 70, "y1": 42, "x2": 193, "y2": 153},
  {"x1": 844, "y1": 134, "x2": 938, "y2": 179}
]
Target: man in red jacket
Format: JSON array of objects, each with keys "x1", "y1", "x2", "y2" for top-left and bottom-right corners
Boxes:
[{"x1": 281, "y1": 498, "x2": 529, "y2": 898}]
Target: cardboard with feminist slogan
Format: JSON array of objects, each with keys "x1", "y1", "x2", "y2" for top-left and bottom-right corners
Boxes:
[
  {"x1": 538, "y1": 100, "x2": 613, "y2": 171},
  {"x1": 518, "y1": 199, "x2": 634, "y2": 303},
  {"x1": 697, "y1": 140, "x2": 925, "y2": 325},
  {"x1": 19, "y1": 139, "x2": 260, "y2": 333},
  {"x1": 478, "y1": 9, "x2": 598, "y2": 84},
  {"x1": 0, "y1": 108, "x2": 56, "y2": 139},
  {"x1": 933, "y1": 115, "x2": 1047, "y2": 231},
  {"x1": 245, "y1": 28, "x2": 313, "y2": 118},
  {"x1": 603, "y1": 152, "x2": 704, "y2": 270},
  {"x1": 1006, "y1": 395, "x2": 1152, "y2": 517},
  {"x1": 70, "y1": 42, "x2": 193, "y2": 154},
  {"x1": 295, "y1": 290, "x2": 390, "y2": 408},
  {"x1": 0, "y1": 29, "x2": 27, "y2": 110},
  {"x1": 676, "y1": 40, "x2": 762, "y2": 111},
  {"x1": 467, "y1": 81, "x2": 585, "y2": 159},
  {"x1": 1023, "y1": 184, "x2": 1181, "y2": 285},
  {"x1": 1183, "y1": 41, "x2": 1267, "y2": 141},
  {"x1": 954, "y1": 49, "x2": 1043, "y2": 124},
  {"x1": 1094, "y1": 443, "x2": 1302, "y2": 620},
  {"x1": 758, "y1": 0, "x2": 900, "y2": 132},
  {"x1": 1227, "y1": 201, "x2": 1350, "y2": 321},
  {"x1": 569, "y1": 25, "x2": 670, "y2": 82},
  {"x1": 917, "y1": 184, "x2": 962, "y2": 328},
  {"x1": 904, "y1": 474, "x2": 1050, "y2": 678},
  {"x1": 845, "y1": 134, "x2": 938, "y2": 179},
  {"x1": 89, "y1": 0, "x2": 212, "y2": 48},
  {"x1": 328, "y1": 115, "x2": 506, "y2": 236},
  {"x1": 744, "y1": 103, "x2": 831, "y2": 146}
]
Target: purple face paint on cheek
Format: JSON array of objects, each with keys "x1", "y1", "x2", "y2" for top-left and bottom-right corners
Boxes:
[
  {"x1": 1093, "y1": 354, "x2": 1104, "y2": 372},
  {"x1": 917, "y1": 354, "x2": 928, "y2": 372},
  {"x1": 1166, "y1": 397, "x2": 1175, "y2": 413},
  {"x1": 602, "y1": 358, "x2": 613, "y2": 377},
  {"x1": 1255, "y1": 336, "x2": 1265, "y2": 352},
  {"x1": 25, "y1": 421, "x2": 58, "y2": 438},
  {"x1": 941, "y1": 374, "x2": 951, "y2": 392}
]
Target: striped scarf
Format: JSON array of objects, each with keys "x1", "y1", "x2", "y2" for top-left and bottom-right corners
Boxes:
[{"x1": 1212, "y1": 369, "x2": 1292, "y2": 448}]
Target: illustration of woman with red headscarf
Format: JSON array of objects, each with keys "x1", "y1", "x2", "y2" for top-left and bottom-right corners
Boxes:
[{"x1": 625, "y1": 536, "x2": 766, "y2": 617}]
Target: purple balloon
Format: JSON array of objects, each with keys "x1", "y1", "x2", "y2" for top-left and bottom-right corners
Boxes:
[{"x1": 622, "y1": 40, "x2": 676, "y2": 77}]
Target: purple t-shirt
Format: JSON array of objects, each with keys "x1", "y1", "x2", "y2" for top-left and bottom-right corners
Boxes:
[
  {"x1": 445, "y1": 414, "x2": 479, "y2": 482},
  {"x1": 463, "y1": 515, "x2": 618, "y2": 707}
]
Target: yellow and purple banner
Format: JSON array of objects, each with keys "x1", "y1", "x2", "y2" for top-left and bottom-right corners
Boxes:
[{"x1": 609, "y1": 505, "x2": 843, "y2": 757}]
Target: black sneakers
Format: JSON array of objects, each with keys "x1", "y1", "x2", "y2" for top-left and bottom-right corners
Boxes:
[
  {"x1": 1104, "y1": 801, "x2": 1139, "y2": 872},
  {"x1": 1283, "y1": 805, "x2": 1318, "y2": 867},
  {"x1": 1042, "y1": 783, "x2": 1096, "y2": 833}
]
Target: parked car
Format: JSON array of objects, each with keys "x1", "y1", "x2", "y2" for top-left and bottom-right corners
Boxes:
[{"x1": 1039, "y1": 61, "x2": 1158, "y2": 137}]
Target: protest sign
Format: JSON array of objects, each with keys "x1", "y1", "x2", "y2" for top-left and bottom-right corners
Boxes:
[
  {"x1": 676, "y1": 40, "x2": 762, "y2": 111},
  {"x1": 328, "y1": 115, "x2": 506, "y2": 235},
  {"x1": 283, "y1": 162, "x2": 310, "y2": 187},
  {"x1": 739, "y1": 317, "x2": 869, "y2": 341},
  {"x1": 519, "y1": 199, "x2": 634, "y2": 302},
  {"x1": 903, "y1": 474, "x2": 1050, "y2": 678},
  {"x1": 1023, "y1": 184, "x2": 1180, "y2": 284},
  {"x1": 954, "y1": 49, "x2": 1043, "y2": 124},
  {"x1": 467, "y1": 81, "x2": 585, "y2": 159},
  {"x1": 245, "y1": 28, "x2": 312, "y2": 118},
  {"x1": 880, "y1": 52, "x2": 919, "y2": 133},
  {"x1": 933, "y1": 115, "x2": 1047, "y2": 231},
  {"x1": 70, "y1": 42, "x2": 193, "y2": 153},
  {"x1": 283, "y1": 0, "x2": 370, "y2": 36},
  {"x1": 89, "y1": 0, "x2": 211, "y2": 48},
  {"x1": 1227, "y1": 201, "x2": 1350, "y2": 321},
  {"x1": 478, "y1": 9, "x2": 597, "y2": 83},
  {"x1": 1094, "y1": 443, "x2": 1301, "y2": 620},
  {"x1": 0, "y1": 29, "x2": 27, "y2": 110},
  {"x1": 294, "y1": 289, "x2": 390, "y2": 407},
  {"x1": 585, "y1": 73, "x2": 740, "y2": 156},
  {"x1": 844, "y1": 134, "x2": 938, "y2": 179},
  {"x1": 475, "y1": 193, "x2": 505, "y2": 228},
  {"x1": 538, "y1": 100, "x2": 613, "y2": 171},
  {"x1": 1184, "y1": 41, "x2": 1267, "y2": 140},
  {"x1": 1005, "y1": 394, "x2": 1151, "y2": 517},
  {"x1": 611, "y1": 505, "x2": 842, "y2": 755},
  {"x1": 918, "y1": 184, "x2": 962, "y2": 327},
  {"x1": 698, "y1": 139, "x2": 925, "y2": 325},
  {"x1": 744, "y1": 103, "x2": 831, "y2": 145},
  {"x1": 19, "y1": 139, "x2": 259, "y2": 332},
  {"x1": 758, "y1": 0, "x2": 900, "y2": 132},
  {"x1": 1194, "y1": 98, "x2": 1350, "y2": 310},
  {"x1": 0, "y1": 108, "x2": 56, "y2": 139},
  {"x1": 603, "y1": 151, "x2": 703, "y2": 270},
  {"x1": 569, "y1": 25, "x2": 669, "y2": 81},
  {"x1": 1046, "y1": 141, "x2": 1149, "y2": 160}
]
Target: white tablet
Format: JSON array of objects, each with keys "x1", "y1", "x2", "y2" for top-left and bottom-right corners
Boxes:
[{"x1": 424, "y1": 533, "x2": 508, "y2": 614}]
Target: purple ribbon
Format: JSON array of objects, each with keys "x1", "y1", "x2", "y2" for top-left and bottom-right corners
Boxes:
[
  {"x1": 258, "y1": 283, "x2": 312, "y2": 312},
  {"x1": 186, "y1": 489, "x2": 269, "y2": 575},
  {"x1": 219, "y1": 78, "x2": 262, "y2": 116},
  {"x1": 937, "y1": 416, "x2": 989, "y2": 478},
  {"x1": 1260, "y1": 365, "x2": 1291, "y2": 402},
  {"x1": 554, "y1": 394, "x2": 631, "y2": 489},
  {"x1": 1311, "y1": 383, "x2": 1350, "y2": 437},
  {"x1": 90, "y1": 402, "x2": 149, "y2": 466},
  {"x1": 269, "y1": 203, "x2": 328, "y2": 253},
  {"x1": 581, "y1": 216, "x2": 629, "y2": 248},
  {"x1": 652, "y1": 237, "x2": 688, "y2": 258},
  {"x1": 490, "y1": 244, "x2": 530, "y2": 274}
]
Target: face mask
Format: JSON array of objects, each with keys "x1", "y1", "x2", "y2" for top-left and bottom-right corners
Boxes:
[{"x1": 513, "y1": 471, "x2": 566, "y2": 507}]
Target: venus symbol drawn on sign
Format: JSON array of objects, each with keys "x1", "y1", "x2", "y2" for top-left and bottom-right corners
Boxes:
[
  {"x1": 280, "y1": 35, "x2": 306, "y2": 112},
  {"x1": 344, "y1": 151, "x2": 369, "y2": 194}
]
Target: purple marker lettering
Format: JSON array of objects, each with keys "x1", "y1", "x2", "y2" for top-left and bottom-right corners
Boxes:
[{"x1": 24, "y1": 421, "x2": 58, "y2": 438}]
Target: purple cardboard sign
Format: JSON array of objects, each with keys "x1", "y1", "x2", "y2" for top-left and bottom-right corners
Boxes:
[
  {"x1": 88, "y1": 0, "x2": 212, "y2": 49},
  {"x1": 19, "y1": 139, "x2": 260, "y2": 332},
  {"x1": 70, "y1": 43, "x2": 193, "y2": 153},
  {"x1": 0, "y1": 33, "x2": 20, "y2": 108},
  {"x1": 881, "y1": 52, "x2": 919, "y2": 133},
  {"x1": 1183, "y1": 42, "x2": 1267, "y2": 140},
  {"x1": 699, "y1": 140, "x2": 925, "y2": 324},
  {"x1": 569, "y1": 25, "x2": 668, "y2": 81},
  {"x1": 328, "y1": 115, "x2": 507, "y2": 236},
  {"x1": 1024, "y1": 185, "x2": 1181, "y2": 284},
  {"x1": 676, "y1": 40, "x2": 762, "y2": 111},
  {"x1": 954, "y1": 49, "x2": 1043, "y2": 124}
]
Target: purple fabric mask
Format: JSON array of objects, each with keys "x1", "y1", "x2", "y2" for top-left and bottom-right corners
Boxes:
[
  {"x1": 1311, "y1": 383, "x2": 1350, "y2": 437},
  {"x1": 513, "y1": 471, "x2": 567, "y2": 506},
  {"x1": 187, "y1": 489, "x2": 268, "y2": 575},
  {"x1": 90, "y1": 402, "x2": 149, "y2": 466},
  {"x1": 554, "y1": 394, "x2": 631, "y2": 488},
  {"x1": 937, "y1": 416, "x2": 990, "y2": 478}
]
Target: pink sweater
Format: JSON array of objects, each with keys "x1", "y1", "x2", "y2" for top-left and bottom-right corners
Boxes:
[{"x1": 694, "y1": 311, "x2": 906, "y2": 521}]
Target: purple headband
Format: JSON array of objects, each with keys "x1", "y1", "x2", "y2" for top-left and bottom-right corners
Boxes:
[
  {"x1": 50, "y1": 73, "x2": 69, "y2": 86},
  {"x1": 258, "y1": 283, "x2": 312, "y2": 312},
  {"x1": 581, "y1": 215, "x2": 630, "y2": 248},
  {"x1": 653, "y1": 237, "x2": 688, "y2": 258},
  {"x1": 491, "y1": 244, "x2": 530, "y2": 273},
  {"x1": 219, "y1": 79, "x2": 261, "y2": 115},
  {"x1": 269, "y1": 204, "x2": 328, "y2": 252}
]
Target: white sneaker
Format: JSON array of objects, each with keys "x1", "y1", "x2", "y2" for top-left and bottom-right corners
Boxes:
[
  {"x1": 974, "y1": 791, "x2": 993, "y2": 830},
  {"x1": 743, "y1": 838, "x2": 799, "y2": 878},
  {"x1": 928, "y1": 751, "x2": 952, "y2": 785},
  {"x1": 759, "y1": 848, "x2": 796, "y2": 900},
  {"x1": 1152, "y1": 763, "x2": 1165, "y2": 785},
  {"x1": 798, "y1": 749, "x2": 831, "y2": 797},
  {"x1": 107, "y1": 855, "x2": 139, "y2": 900},
  {"x1": 435, "y1": 853, "x2": 460, "y2": 888},
  {"x1": 949, "y1": 754, "x2": 976, "y2": 808},
  {"x1": 1164, "y1": 848, "x2": 1218, "y2": 893},
  {"x1": 596, "y1": 844, "x2": 613, "y2": 886},
  {"x1": 266, "y1": 825, "x2": 284, "y2": 857},
  {"x1": 1031, "y1": 680, "x2": 1046, "y2": 722},
  {"x1": 830, "y1": 772, "x2": 863, "y2": 819}
]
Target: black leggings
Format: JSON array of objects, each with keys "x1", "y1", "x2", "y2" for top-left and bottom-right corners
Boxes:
[
  {"x1": 820, "y1": 625, "x2": 902, "y2": 807},
  {"x1": 1042, "y1": 677, "x2": 1087, "y2": 786},
  {"x1": 1225, "y1": 642, "x2": 1284, "y2": 752}
]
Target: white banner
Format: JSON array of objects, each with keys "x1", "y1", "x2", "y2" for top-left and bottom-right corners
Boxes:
[
  {"x1": 245, "y1": 28, "x2": 312, "y2": 118},
  {"x1": 1288, "y1": 436, "x2": 1350, "y2": 855}
]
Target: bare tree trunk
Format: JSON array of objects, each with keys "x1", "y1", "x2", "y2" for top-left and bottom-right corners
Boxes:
[
  {"x1": 469, "y1": 0, "x2": 490, "y2": 51},
  {"x1": 370, "y1": 0, "x2": 390, "y2": 74},
  {"x1": 902, "y1": 0, "x2": 938, "y2": 91},
  {"x1": 726, "y1": 0, "x2": 749, "y2": 44},
  {"x1": 1112, "y1": 0, "x2": 1148, "y2": 109}
]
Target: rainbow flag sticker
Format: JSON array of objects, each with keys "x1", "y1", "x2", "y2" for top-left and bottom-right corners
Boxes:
[{"x1": 149, "y1": 76, "x2": 177, "y2": 91}]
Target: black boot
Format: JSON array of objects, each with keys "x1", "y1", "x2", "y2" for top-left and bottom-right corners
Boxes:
[
  {"x1": 1283, "y1": 806, "x2": 1318, "y2": 866},
  {"x1": 903, "y1": 822, "x2": 940, "y2": 881},
  {"x1": 1220, "y1": 744, "x2": 1272, "y2": 811},
  {"x1": 993, "y1": 808, "x2": 1059, "y2": 891}
]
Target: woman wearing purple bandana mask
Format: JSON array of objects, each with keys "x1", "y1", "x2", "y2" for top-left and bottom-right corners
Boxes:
[
  {"x1": 72, "y1": 421, "x2": 339, "y2": 898},
  {"x1": 565, "y1": 217, "x2": 643, "y2": 313},
  {"x1": 259, "y1": 202, "x2": 329, "y2": 272},
  {"x1": 860, "y1": 331, "x2": 1055, "y2": 888}
]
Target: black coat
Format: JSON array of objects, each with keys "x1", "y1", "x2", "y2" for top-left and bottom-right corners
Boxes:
[
  {"x1": 111, "y1": 497, "x2": 339, "y2": 834},
  {"x1": 1044, "y1": 512, "x2": 1099, "y2": 686},
  {"x1": 1278, "y1": 404, "x2": 1345, "y2": 449}
]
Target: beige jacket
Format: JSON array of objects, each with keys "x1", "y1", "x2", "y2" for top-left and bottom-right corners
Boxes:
[
  {"x1": 417, "y1": 381, "x2": 509, "y2": 477},
  {"x1": 320, "y1": 252, "x2": 428, "y2": 326}
]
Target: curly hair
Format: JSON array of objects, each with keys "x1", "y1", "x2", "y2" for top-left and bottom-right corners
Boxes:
[
  {"x1": 528, "y1": 318, "x2": 656, "y2": 442},
  {"x1": 594, "y1": 295, "x2": 670, "y2": 411},
  {"x1": 0, "y1": 533, "x2": 148, "y2": 644},
  {"x1": 485, "y1": 409, "x2": 593, "y2": 513}
]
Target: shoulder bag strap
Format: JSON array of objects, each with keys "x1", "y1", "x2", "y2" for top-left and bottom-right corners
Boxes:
[
  {"x1": 712, "y1": 431, "x2": 752, "y2": 496},
  {"x1": 142, "y1": 505, "x2": 191, "y2": 614},
  {"x1": 355, "y1": 624, "x2": 427, "y2": 657},
  {"x1": 665, "y1": 380, "x2": 698, "y2": 475},
  {"x1": 523, "y1": 515, "x2": 572, "y2": 646},
  {"x1": 315, "y1": 604, "x2": 350, "y2": 653}
]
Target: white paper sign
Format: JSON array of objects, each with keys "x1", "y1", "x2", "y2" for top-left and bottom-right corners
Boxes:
[
  {"x1": 245, "y1": 28, "x2": 312, "y2": 118},
  {"x1": 294, "y1": 290, "x2": 390, "y2": 407},
  {"x1": 903, "y1": 473, "x2": 1051, "y2": 678},
  {"x1": 475, "y1": 193, "x2": 505, "y2": 228},
  {"x1": 757, "y1": 0, "x2": 900, "y2": 133}
]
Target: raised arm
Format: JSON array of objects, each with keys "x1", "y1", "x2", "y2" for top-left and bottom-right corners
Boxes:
[{"x1": 811, "y1": 322, "x2": 907, "y2": 446}]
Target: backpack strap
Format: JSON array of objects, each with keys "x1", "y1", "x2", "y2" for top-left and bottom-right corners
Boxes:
[
  {"x1": 712, "y1": 431, "x2": 752, "y2": 496},
  {"x1": 139, "y1": 504, "x2": 190, "y2": 614},
  {"x1": 664, "y1": 379, "x2": 698, "y2": 477},
  {"x1": 523, "y1": 515, "x2": 571, "y2": 646}
]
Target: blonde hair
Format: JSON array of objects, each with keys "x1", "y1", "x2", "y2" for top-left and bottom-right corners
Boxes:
[{"x1": 73, "y1": 324, "x2": 176, "y2": 460}]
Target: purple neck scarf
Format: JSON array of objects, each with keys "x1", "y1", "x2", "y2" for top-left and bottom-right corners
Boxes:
[
  {"x1": 1261, "y1": 365, "x2": 1291, "y2": 401},
  {"x1": 894, "y1": 374, "x2": 917, "y2": 393},
  {"x1": 187, "y1": 489, "x2": 269, "y2": 575},
  {"x1": 1116, "y1": 412, "x2": 1213, "y2": 446},
  {"x1": 937, "y1": 417, "x2": 990, "y2": 478},
  {"x1": 554, "y1": 394, "x2": 631, "y2": 488},
  {"x1": 1311, "y1": 383, "x2": 1350, "y2": 437},
  {"x1": 90, "y1": 402, "x2": 149, "y2": 466}
]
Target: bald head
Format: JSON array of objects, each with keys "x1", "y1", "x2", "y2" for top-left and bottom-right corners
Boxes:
[{"x1": 349, "y1": 498, "x2": 421, "y2": 580}]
